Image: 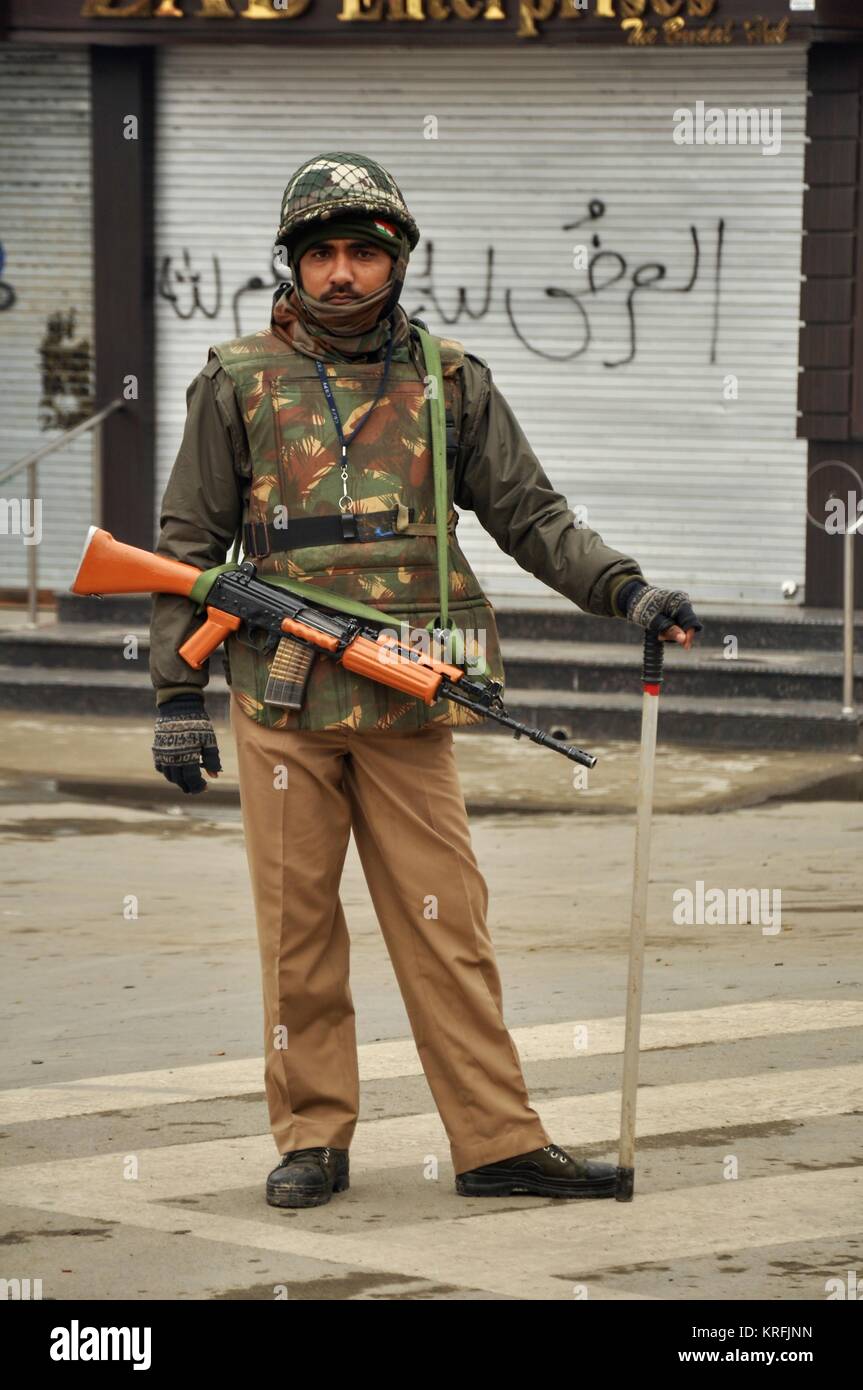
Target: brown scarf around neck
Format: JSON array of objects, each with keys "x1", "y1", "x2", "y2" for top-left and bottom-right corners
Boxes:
[{"x1": 271, "y1": 229, "x2": 412, "y2": 363}]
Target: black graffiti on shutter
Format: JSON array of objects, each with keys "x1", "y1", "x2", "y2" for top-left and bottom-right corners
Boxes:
[
  {"x1": 0, "y1": 241, "x2": 15, "y2": 312},
  {"x1": 232, "y1": 265, "x2": 282, "y2": 336},
  {"x1": 156, "y1": 202, "x2": 727, "y2": 367},
  {"x1": 158, "y1": 249, "x2": 222, "y2": 320},
  {"x1": 410, "y1": 202, "x2": 725, "y2": 366},
  {"x1": 39, "y1": 310, "x2": 93, "y2": 433}
]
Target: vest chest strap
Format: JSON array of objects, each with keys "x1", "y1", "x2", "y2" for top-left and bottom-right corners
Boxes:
[
  {"x1": 245, "y1": 503, "x2": 455, "y2": 559},
  {"x1": 244, "y1": 505, "x2": 460, "y2": 557}
]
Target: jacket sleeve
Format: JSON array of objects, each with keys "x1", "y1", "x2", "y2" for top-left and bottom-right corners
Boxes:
[
  {"x1": 149, "y1": 358, "x2": 249, "y2": 705},
  {"x1": 454, "y1": 354, "x2": 644, "y2": 618}
]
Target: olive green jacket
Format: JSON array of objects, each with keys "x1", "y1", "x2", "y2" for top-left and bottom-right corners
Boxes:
[{"x1": 149, "y1": 348, "x2": 644, "y2": 705}]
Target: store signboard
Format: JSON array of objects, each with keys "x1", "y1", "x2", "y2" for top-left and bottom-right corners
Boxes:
[{"x1": 2, "y1": 0, "x2": 829, "y2": 46}]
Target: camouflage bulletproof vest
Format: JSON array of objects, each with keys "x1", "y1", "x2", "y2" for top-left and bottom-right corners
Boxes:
[{"x1": 211, "y1": 325, "x2": 506, "y2": 732}]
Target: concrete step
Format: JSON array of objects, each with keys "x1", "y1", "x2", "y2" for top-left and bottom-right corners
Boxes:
[
  {"x1": 57, "y1": 593, "x2": 151, "y2": 626},
  {"x1": 2, "y1": 624, "x2": 861, "y2": 705},
  {"x1": 500, "y1": 639, "x2": 863, "y2": 703},
  {"x1": 0, "y1": 623, "x2": 153, "y2": 671},
  {"x1": 0, "y1": 665, "x2": 229, "y2": 718},
  {"x1": 497, "y1": 687, "x2": 863, "y2": 753},
  {"x1": 494, "y1": 601, "x2": 863, "y2": 653},
  {"x1": 0, "y1": 665, "x2": 859, "y2": 751},
  {"x1": 55, "y1": 591, "x2": 863, "y2": 653}
]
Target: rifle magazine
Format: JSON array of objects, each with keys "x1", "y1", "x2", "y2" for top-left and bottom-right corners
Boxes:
[{"x1": 264, "y1": 634, "x2": 316, "y2": 709}]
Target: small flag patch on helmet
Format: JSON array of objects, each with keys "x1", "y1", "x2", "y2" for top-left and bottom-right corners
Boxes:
[{"x1": 374, "y1": 219, "x2": 397, "y2": 238}]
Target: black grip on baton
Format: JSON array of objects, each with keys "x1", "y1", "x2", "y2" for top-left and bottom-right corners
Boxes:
[{"x1": 642, "y1": 631, "x2": 664, "y2": 686}]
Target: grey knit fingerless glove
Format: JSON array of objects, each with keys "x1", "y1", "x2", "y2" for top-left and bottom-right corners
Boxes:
[
  {"x1": 624, "y1": 584, "x2": 703, "y2": 638},
  {"x1": 152, "y1": 694, "x2": 222, "y2": 795}
]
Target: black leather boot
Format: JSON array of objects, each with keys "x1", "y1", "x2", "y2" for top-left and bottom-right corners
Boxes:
[
  {"x1": 266, "y1": 1146, "x2": 350, "y2": 1209},
  {"x1": 455, "y1": 1143, "x2": 619, "y2": 1199}
]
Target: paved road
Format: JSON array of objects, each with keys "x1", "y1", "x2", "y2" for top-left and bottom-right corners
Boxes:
[{"x1": 1, "y1": 743, "x2": 861, "y2": 1301}]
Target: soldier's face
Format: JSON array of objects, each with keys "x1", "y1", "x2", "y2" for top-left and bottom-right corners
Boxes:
[{"x1": 298, "y1": 238, "x2": 393, "y2": 303}]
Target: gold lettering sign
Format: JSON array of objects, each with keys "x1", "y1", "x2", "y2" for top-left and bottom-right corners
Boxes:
[
  {"x1": 622, "y1": 17, "x2": 656, "y2": 41},
  {"x1": 337, "y1": 0, "x2": 501, "y2": 15},
  {"x1": 76, "y1": 0, "x2": 789, "y2": 46},
  {"x1": 81, "y1": 0, "x2": 151, "y2": 15},
  {"x1": 602, "y1": 0, "x2": 717, "y2": 13},
  {"x1": 517, "y1": 0, "x2": 555, "y2": 40},
  {"x1": 242, "y1": 0, "x2": 312, "y2": 16},
  {"x1": 182, "y1": 0, "x2": 232, "y2": 13},
  {"x1": 337, "y1": 0, "x2": 381, "y2": 18},
  {"x1": 83, "y1": 0, "x2": 312, "y2": 14},
  {"x1": 660, "y1": 14, "x2": 732, "y2": 40},
  {"x1": 743, "y1": 15, "x2": 788, "y2": 42},
  {"x1": 337, "y1": 0, "x2": 382, "y2": 18},
  {"x1": 82, "y1": 0, "x2": 238, "y2": 14}
]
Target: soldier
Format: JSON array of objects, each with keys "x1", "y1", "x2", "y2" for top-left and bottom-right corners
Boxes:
[{"x1": 150, "y1": 152, "x2": 701, "y2": 1209}]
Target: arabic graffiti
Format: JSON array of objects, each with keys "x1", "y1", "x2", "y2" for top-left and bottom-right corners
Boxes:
[
  {"x1": 158, "y1": 248, "x2": 285, "y2": 335},
  {"x1": 0, "y1": 242, "x2": 16, "y2": 312},
  {"x1": 229, "y1": 270, "x2": 282, "y2": 335},
  {"x1": 157, "y1": 201, "x2": 727, "y2": 365},
  {"x1": 158, "y1": 249, "x2": 222, "y2": 321},
  {"x1": 413, "y1": 200, "x2": 725, "y2": 366}
]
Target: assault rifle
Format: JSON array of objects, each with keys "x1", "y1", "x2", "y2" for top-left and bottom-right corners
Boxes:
[{"x1": 71, "y1": 526, "x2": 597, "y2": 769}]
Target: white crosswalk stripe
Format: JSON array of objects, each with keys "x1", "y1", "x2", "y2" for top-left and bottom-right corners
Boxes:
[
  {"x1": 2, "y1": 998, "x2": 860, "y2": 1124},
  {"x1": 0, "y1": 1150, "x2": 858, "y2": 1302},
  {"x1": 1, "y1": 1061, "x2": 859, "y2": 1199},
  {"x1": 1, "y1": 999, "x2": 860, "y2": 1300}
]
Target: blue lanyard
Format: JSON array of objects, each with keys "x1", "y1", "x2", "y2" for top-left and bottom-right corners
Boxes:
[{"x1": 314, "y1": 332, "x2": 396, "y2": 521}]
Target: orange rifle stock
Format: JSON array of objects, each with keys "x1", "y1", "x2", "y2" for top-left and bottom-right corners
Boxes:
[
  {"x1": 71, "y1": 526, "x2": 597, "y2": 767},
  {"x1": 72, "y1": 525, "x2": 463, "y2": 705}
]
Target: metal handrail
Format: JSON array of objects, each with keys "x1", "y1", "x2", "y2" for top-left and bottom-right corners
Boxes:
[
  {"x1": 0, "y1": 398, "x2": 124, "y2": 486},
  {"x1": 842, "y1": 511, "x2": 863, "y2": 717},
  {"x1": 1, "y1": 398, "x2": 124, "y2": 627}
]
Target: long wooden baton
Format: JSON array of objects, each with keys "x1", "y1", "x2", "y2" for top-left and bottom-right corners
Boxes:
[{"x1": 616, "y1": 630, "x2": 664, "y2": 1201}]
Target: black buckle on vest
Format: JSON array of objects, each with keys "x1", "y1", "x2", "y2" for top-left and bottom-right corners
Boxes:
[
  {"x1": 445, "y1": 408, "x2": 457, "y2": 470},
  {"x1": 243, "y1": 519, "x2": 272, "y2": 559},
  {"x1": 241, "y1": 506, "x2": 418, "y2": 553}
]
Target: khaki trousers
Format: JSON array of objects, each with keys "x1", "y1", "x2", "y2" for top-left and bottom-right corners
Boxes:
[{"x1": 229, "y1": 692, "x2": 551, "y2": 1175}]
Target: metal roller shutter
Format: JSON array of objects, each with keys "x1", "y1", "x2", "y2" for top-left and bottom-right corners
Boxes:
[
  {"x1": 155, "y1": 43, "x2": 807, "y2": 607},
  {"x1": 0, "y1": 46, "x2": 94, "y2": 593}
]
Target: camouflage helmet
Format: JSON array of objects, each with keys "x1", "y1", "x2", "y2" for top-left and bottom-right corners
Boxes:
[{"x1": 276, "y1": 152, "x2": 420, "y2": 252}]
